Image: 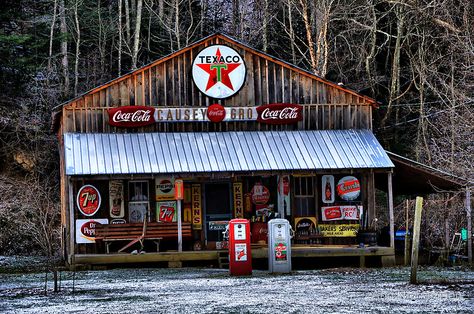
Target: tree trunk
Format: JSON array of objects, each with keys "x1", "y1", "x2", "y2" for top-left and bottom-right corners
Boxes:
[
  {"x1": 74, "y1": 0, "x2": 80, "y2": 96},
  {"x1": 59, "y1": 0, "x2": 69, "y2": 96},
  {"x1": 48, "y1": 0, "x2": 58, "y2": 72},
  {"x1": 300, "y1": 0, "x2": 317, "y2": 74},
  {"x1": 131, "y1": 0, "x2": 143, "y2": 69},
  {"x1": 118, "y1": 0, "x2": 122, "y2": 75},
  {"x1": 124, "y1": 0, "x2": 131, "y2": 44}
]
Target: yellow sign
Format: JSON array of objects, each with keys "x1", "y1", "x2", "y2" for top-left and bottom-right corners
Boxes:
[
  {"x1": 191, "y1": 184, "x2": 202, "y2": 230},
  {"x1": 233, "y1": 182, "x2": 244, "y2": 218},
  {"x1": 319, "y1": 224, "x2": 360, "y2": 237}
]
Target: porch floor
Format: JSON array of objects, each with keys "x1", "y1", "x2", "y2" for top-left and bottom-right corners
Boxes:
[{"x1": 72, "y1": 245, "x2": 395, "y2": 266}]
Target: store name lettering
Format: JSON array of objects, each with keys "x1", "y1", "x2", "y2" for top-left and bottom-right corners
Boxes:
[{"x1": 198, "y1": 55, "x2": 241, "y2": 64}]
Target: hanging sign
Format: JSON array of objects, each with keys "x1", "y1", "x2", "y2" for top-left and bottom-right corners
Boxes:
[
  {"x1": 76, "y1": 185, "x2": 101, "y2": 216},
  {"x1": 233, "y1": 183, "x2": 244, "y2": 218},
  {"x1": 256, "y1": 103, "x2": 303, "y2": 124},
  {"x1": 321, "y1": 205, "x2": 363, "y2": 221},
  {"x1": 157, "y1": 201, "x2": 177, "y2": 222},
  {"x1": 321, "y1": 175, "x2": 335, "y2": 204},
  {"x1": 251, "y1": 182, "x2": 270, "y2": 205},
  {"x1": 337, "y1": 176, "x2": 361, "y2": 201},
  {"x1": 75, "y1": 218, "x2": 108, "y2": 244},
  {"x1": 108, "y1": 106, "x2": 155, "y2": 127},
  {"x1": 109, "y1": 180, "x2": 124, "y2": 218},
  {"x1": 319, "y1": 224, "x2": 360, "y2": 237},
  {"x1": 191, "y1": 184, "x2": 202, "y2": 230},
  {"x1": 277, "y1": 176, "x2": 291, "y2": 217},
  {"x1": 192, "y1": 45, "x2": 246, "y2": 99},
  {"x1": 156, "y1": 177, "x2": 175, "y2": 201},
  {"x1": 174, "y1": 179, "x2": 184, "y2": 200}
]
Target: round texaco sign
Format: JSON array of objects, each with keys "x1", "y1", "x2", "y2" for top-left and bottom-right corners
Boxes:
[{"x1": 192, "y1": 45, "x2": 246, "y2": 99}]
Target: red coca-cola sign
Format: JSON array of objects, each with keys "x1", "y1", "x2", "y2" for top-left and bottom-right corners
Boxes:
[
  {"x1": 108, "y1": 106, "x2": 155, "y2": 127},
  {"x1": 207, "y1": 104, "x2": 226, "y2": 123},
  {"x1": 256, "y1": 103, "x2": 303, "y2": 124}
]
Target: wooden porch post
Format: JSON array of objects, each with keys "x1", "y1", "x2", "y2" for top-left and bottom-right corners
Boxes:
[
  {"x1": 466, "y1": 187, "x2": 472, "y2": 264},
  {"x1": 388, "y1": 172, "x2": 395, "y2": 249},
  {"x1": 68, "y1": 178, "x2": 75, "y2": 266}
]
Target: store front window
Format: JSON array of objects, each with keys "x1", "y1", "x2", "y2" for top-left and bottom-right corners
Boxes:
[
  {"x1": 128, "y1": 181, "x2": 149, "y2": 222},
  {"x1": 293, "y1": 177, "x2": 316, "y2": 217}
]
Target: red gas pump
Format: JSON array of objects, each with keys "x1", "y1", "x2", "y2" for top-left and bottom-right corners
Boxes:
[{"x1": 228, "y1": 218, "x2": 252, "y2": 276}]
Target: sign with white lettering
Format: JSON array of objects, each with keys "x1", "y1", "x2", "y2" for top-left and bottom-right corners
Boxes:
[
  {"x1": 108, "y1": 106, "x2": 155, "y2": 127},
  {"x1": 321, "y1": 205, "x2": 363, "y2": 221},
  {"x1": 75, "y1": 218, "x2": 108, "y2": 244},
  {"x1": 256, "y1": 103, "x2": 303, "y2": 124},
  {"x1": 192, "y1": 45, "x2": 246, "y2": 99},
  {"x1": 76, "y1": 185, "x2": 101, "y2": 216},
  {"x1": 337, "y1": 176, "x2": 361, "y2": 201}
]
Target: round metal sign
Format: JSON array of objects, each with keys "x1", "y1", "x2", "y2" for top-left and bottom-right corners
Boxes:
[
  {"x1": 192, "y1": 45, "x2": 246, "y2": 99},
  {"x1": 76, "y1": 185, "x2": 101, "y2": 216},
  {"x1": 336, "y1": 176, "x2": 361, "y2": 201}
]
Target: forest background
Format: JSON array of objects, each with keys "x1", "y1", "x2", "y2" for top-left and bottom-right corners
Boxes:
[{"x1": 0, "y1": 0, "x2": 472, "y2": 258}]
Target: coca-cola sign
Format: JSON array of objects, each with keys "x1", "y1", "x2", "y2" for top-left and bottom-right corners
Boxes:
[
  {"x1": 207, "y1": 104, "x2": 226, "y2": 123},
  {"x1": 108, "y1": 106, "x2": 156, "y2": 127},
  {"x1": 256, "y1": 103, "x2": 303, "y2": 124}
]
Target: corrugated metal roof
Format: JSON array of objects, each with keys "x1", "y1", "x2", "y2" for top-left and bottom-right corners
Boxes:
[{"x1": 64, "y1": 130, "x2": 394, "y2": 175}]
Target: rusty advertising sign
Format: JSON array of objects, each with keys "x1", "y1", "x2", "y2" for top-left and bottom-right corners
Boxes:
[
  {"x1": 233, "y1": 182, "x2": 244, "y2": 218},
  {"x1": 191, "y1": 184, "x2": 202, "y2": 230}
]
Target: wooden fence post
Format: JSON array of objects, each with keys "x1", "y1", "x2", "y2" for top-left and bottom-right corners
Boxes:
[
  {"x1": 466, "y1": 187, "x2": 472, "y2": 265},
  {"x1": 410, "y1": 196, "x2": 423, "y2": 284}
]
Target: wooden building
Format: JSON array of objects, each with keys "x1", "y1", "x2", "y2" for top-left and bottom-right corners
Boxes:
[{"x1": 53, "y1": 33, "x2": 397, "y2": 268}]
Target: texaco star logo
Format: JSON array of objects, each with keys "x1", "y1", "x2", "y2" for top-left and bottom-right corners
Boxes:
[{"x1": 192, "y1": 45, "x2": 246, "y2": 99}]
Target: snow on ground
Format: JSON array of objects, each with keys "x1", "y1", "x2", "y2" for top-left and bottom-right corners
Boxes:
[{"x1": 1, "y1": 259, "x2": 473, "y2": 313}]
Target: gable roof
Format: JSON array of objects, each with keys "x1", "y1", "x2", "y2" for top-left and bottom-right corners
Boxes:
[{"x1": 54, "y1": 33, "x2": 376, "y2": 112}]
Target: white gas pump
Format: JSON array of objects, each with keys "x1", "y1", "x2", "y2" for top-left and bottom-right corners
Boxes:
[{"x1": 268, "y1": 218, "x2": 292, "y2": 273}]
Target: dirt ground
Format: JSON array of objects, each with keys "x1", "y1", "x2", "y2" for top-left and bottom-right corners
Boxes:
[{"x1": 0, "y1": 257, "x2": 473, "y2": 313}]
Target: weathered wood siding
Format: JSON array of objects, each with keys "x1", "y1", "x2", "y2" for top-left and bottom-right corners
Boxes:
[{"x1": 61, "y1": 35, "x2": 373, "y2": 134}]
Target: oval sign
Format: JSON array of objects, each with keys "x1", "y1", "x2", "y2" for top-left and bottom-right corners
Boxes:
[
  {"x1": 207, "y1": 104, "x2": 226, "y2": 122},
  {"x1": 337, "y1": 176, "x2": 361, "y2": 201},
  {"x1": 80, "y1": 220, "x2": 103, "y2": 238},
  {"x1": 192, "y1": 45, "x2": 246, "y2": 99},
  {"x1": 77, "y1": 185, "x2": 101, "y2": 216}
]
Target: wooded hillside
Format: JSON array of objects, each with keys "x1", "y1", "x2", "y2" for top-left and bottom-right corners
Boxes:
[{"x1": 0, "y1": 0, "x2": 472, "y2": 256}]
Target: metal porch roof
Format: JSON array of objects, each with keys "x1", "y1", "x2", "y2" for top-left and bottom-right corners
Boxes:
[{"x1": 63, "y1": 130, "x2": 394, "y2": 176}]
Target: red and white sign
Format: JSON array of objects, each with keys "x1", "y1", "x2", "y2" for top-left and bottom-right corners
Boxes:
[
  {"x1": 321, "y1": 205, "x2": 363, "y2": 221},
  {"x1": 157, "y1": 201, "x2": 177, "y2": 222},
  {"x1": 337, "y1": 176, "x2": 361, "y2": 201},
  {"x1": 108, "y1": 106, "x2": 155, "y2": 127},
  {"x1": 192, "y1": 45, "x2": 246, "y2": 99},
  {"x1": 174, "y1": 179, "x2": 184, "y2": 200},
  {"x1": 76, "y1": 185, "x2": 101, "y2": 216},
  {"x1": 256, "y1": 103, "x2": 303, "y2": 124},
  {"x1": 251, "y1": 182, "x2": 270, "y2": 205},
  {"x1": 207, "y1": 104, "x2": 226, "y2": 123},
  {"x1": 75, "y1": 218, "x2": 108, "y2": 244}
]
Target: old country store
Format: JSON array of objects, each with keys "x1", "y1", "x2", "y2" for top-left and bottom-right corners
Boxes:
[{"x1": 53, "y1": 34, "x2": 397, "y2": 268}]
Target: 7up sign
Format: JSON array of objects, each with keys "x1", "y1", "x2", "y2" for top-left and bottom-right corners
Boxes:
[{"x1": 192, "y1": 45, "x2": 246, "y2": 99}]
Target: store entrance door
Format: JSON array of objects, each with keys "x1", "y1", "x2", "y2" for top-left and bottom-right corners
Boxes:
[{"x1": 204, "y1": 182, "x2": 232, "y2": 248}]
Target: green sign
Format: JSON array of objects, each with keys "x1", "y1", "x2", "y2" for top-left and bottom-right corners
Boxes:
[{"x1": 461, "y1": 228, "x2": 468, "y2": 241}]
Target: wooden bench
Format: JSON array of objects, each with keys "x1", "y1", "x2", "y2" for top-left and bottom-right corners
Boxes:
[{"x1": 95, "y1": 222, "x2": 192, "y2": 253}]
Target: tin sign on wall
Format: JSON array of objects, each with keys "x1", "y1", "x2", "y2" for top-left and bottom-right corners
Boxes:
[
  {"x1": 75, "y1": 218, "x2": 108, "y2": 244},
  {"x1": 109, "y1": 180, "x2": 124, "y2": 218},
  {"x1": 233, "y1": 182, "x2": 244, "y2": 218},
  {"x1": 321, "y1": 175, "x2": 335, "y2": 204},
  {"x1": 156, "y1": 177, "x2": 175, "y2": 201},
  {"x1": 337, "y1": 176, "x2": 361, "y2": 201},
  {"x1": 256, "y1": 103, "x2": 303, "y2": 124},
  {"x1": 191, "y1": 184, "x2": 202, "y2": 230},
  {"x1": 192, "y1": 45, "x2": 246, "y2": 99},
  {"x1": 76, "y1": 185, "x2": 101, "y2": 216}
]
